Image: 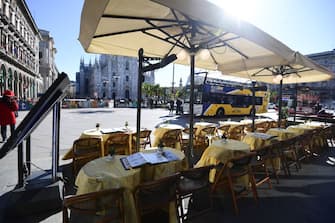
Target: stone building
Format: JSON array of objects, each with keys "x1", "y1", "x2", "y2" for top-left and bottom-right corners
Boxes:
[
  {"x1": 307, "y1": 49, "x2": 335, "y2": 102},
  {"x1": 0, "y1": 0, "x2": 42, "y2": 99},
  {"x1": 76, "y1": 54, "x2": 155, "y2": 101},
  {"x1": 39, "y1": 29, "x2": 58, "y2": 92}
]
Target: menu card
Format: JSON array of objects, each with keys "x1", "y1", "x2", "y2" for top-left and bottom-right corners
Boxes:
[
  {"x1": 250, "y1": 132, "x2": 277, "y2": 140},
  {"x1": 120, "y1": 150, "x2": 180, "y2": 170}
]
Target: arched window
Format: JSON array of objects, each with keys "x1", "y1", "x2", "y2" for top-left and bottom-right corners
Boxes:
[
  {"x1": 125, "y1": 61, "x2": 129, "y2": 70},
  {"x1": 7, "y1": 68, "x2": 13, "y2": 90},
  {"x1": 126, "y1": 76, "x2": 129, "y2": 82},
  {"x1": 125, "y1": 89, "x2": 130, "y2": 99},
  {"x1": 0, "y1": 65, "x2": 5, "y2": 94}
]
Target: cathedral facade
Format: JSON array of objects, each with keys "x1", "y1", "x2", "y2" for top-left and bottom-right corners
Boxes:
[{"x1": 76, "y1": 54, "x2": 154, "y2": 101}]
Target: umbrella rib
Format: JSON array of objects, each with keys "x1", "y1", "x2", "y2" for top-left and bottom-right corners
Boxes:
[
  {"x1": 251, "y1": 68, "x2": 267, "y2": 77},
  {"x1": 94, "y1": 23, "x2": 184, "y2": 39},
  {"x1": 146, "y1": 20, "x2": 190, "y2": 49},
  {"x1": 171, "y1": 9, "x2": 193, "y2": 48},
  {"x1": 142, "y1": 30, "x2": 189, "y2": 49},
  {"x1": 101, "y1": 14, "x2": 188, "y2": 24}
]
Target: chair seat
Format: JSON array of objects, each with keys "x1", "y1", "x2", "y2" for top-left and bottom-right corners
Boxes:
[{"x1": 178, "y1": 177, "x2": 209, "y2": 195}]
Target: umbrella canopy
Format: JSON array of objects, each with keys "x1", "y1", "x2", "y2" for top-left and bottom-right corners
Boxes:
[
  {"x1": 218, "y1": 51, "x2": 334, "y2": 84},
  {"x1": 79, "y1": 0, "x2": 305, "y2": 165},
  {"x1": 218, "y1": 50, "x2": 334, "y2": 126},
  {"x1": 79, "y1": 0, "x2": 296, "y2": 69}
]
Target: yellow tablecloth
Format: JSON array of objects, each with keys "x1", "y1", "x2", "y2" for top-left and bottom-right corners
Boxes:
[
  {"x1": 194, "y1": 122, "x2": 217, "y2": 136},
  {"x1": 287, "y1": 123, "x2": 327, "y2": 149},
  {"x1": 243, "y1": 132, "x2": 281, "y2": 170},
  {"x1": 195, "y1": 139, "x2": 250, "y2": 182},
  {"x1": 153, "y1": 124, "x2": 184, "y2": 149},
  {"x1": 62, "y1": 127, "x2": 136, "y2": 160},
  {"x1": 242, "y1": 132, "x2": 276, "y2": 151},
  {"x1": 75, "y1": 147, "x2": 186, "y2": 223},
  {"x1": 266, "y1": 128, "x2": 299, "y2": 140}
]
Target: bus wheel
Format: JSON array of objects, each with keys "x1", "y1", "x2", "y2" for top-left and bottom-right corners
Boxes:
[{"x1": 216, "y1": 108, "x2": 225, "y2": 118}]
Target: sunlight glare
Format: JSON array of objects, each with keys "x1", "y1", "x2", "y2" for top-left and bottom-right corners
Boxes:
[{"x1": 209, "y1": 0, "x2": 256, "y2": 21}]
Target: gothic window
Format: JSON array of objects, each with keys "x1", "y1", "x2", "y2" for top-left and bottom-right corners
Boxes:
[
  {"x1": 113, "y1": 82, "x2": 116, "y2": 87},
  {"x1": 125, "y1": 61, "x2": 129, "y2": 70},
  {"x1": 126, "y1": 75, "x2": 129, "y2": 82}
]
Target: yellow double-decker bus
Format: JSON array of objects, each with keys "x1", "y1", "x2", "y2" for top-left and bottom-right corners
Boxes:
[{"x1": 182, "y1": 72, "x2": 269, "y2": 117}]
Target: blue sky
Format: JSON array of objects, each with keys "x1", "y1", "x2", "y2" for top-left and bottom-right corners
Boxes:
[{"x1": 26, "y1": 0, "x2": 334, "y2": 86}]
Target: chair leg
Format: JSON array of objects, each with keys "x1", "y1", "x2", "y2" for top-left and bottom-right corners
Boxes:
[
  {"x1": 248, "y1": 169, "x2": 258, "y2": 204},
  {"x1": 227, "y1": 174, "x2": 239, "y2": 215},
  {"x1": 263, "y1": 163, "x2": 272, "y2": 189},
  {"x1": 269, "y1": 157, "x2": 280, "y2": 184}
]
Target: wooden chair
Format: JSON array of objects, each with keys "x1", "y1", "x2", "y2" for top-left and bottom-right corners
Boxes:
[
  {"x1": 194, "y1": 126, "x2": 217, "y2": 147},
  {"x1": 269, "y1": 120, "x2": 278, "y2": 128},
  {"x1": 177, "y1": 165, "x2": 214, "y2": 222},
  {"x1": 255, "y1": 121, "x2": 271, "y2": 133},
  {"x1": 160, "y1": 129, "x2": 182, "y2": 149},
  {"x1": 132, "y1": 129, "x2": 152, "y2": 151},
  {"x1": 134, "y1": 174, "x2": 180, "y2": 223},
  {"x1": 217, "y1": 125, "x2": 230, "y2": 138},
  {"x1": 72, "y1": 137, "x2": 102, "y2": 176},
  {"x1": 279, "y1": 119, "x2": 287, "y2": 128},
  {"x1": 211, "y1": 152, "x2": 258, "y2": 215},
  {"x1": 227, "y1": 125, "x2": 246, "y2": 140},
  {"x1": 181, "y1": 127, "x2": 197, "y2": 151},
  {"x1": 250, "y1": 144, "x2": 273, "y2": 189},
  {"x1": 104, "y1": 133, "x2": 130, "y2": 155},
  {"x1": 277, "y1": 136, "x2": 301, "y2": 176},
  {"x1": 63, "y1": 188, "x2": 125, "y2": 223}
]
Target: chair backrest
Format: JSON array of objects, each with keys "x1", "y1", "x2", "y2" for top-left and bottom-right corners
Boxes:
[
  {"x1": 132, "y1": 129, "x2": 152, "y2": 151},
  {"x1": 269, "y1": 121, "x2": 278, "y2": 128},
  {"x1": 279, "y1": 119, "x2": 287, "y2": 128},
  {"x1": 160, "y1": 129, "x2": 182, "y2": 149},
  {"x1": 255, "y1": 121, "x2": 271, "y2": 133},
  {"x1": 105, "y1": 133, "x2": 130, "y2": 155},
  {"x1": 217, "y1": 125, "x2": 230, "y2": 137},
  {"x1": 72, "y1": 137, "x2": 102, "y2": 175},
  {"x1": 228, "y1": 125, "x2": 245, "y2": 140},
  {"x1": 178, "y1": 165, "x2": 213, "y2": 194},
  {"x1": 213, "y1": 152, "x2": 256, "y2": 187},
  {"x1": 63, "y1": 188, "x2": 125, "y2": 223},
  {"x1": 134, "y1": 174, "x2": 180, "y2": 223},
  {"x1": 199, "y1": 126, "x2": 217, "y2": 137}
]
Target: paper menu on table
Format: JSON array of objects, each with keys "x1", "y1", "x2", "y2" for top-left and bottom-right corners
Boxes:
[{"x1": 125, "y1": 150, "x2": 180, "y2": 168}]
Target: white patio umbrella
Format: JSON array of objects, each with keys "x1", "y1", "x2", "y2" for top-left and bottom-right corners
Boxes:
[
  {"x1": 218, "y1": 51, "x2": 334, "y2": 125},
  {"x1": 79, "y1": 0, "x2": 302, "y2": 165}
]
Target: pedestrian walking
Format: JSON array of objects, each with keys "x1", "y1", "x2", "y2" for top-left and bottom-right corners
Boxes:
[
  {"x1": 176, "y1": 98, "x2": 183, "y2": 115},
  {"x1": 169, "y1": 99, "x2": 174, "y2": 114},
  {"x1": 0, "y1": 90, "x2": 19, "y2": 143}
]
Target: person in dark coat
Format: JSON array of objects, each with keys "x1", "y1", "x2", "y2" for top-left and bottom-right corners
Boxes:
[
  {"x1": 176, "y1": 98, "x2": 183, "y2": 115},
  {"x1": 0, "y1": 90, "x2": 19, "y2": 142}
]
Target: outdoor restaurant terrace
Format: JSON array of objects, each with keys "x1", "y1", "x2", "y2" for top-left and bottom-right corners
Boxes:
[{"x1": 1, "y1": 0, "x2": 335, "y2": 222}]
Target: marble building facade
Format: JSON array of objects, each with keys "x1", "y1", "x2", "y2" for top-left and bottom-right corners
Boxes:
[
  {"x1": 76, "y1": 54, "x2": 154, "y2": 101},
  {"x1": 0, "y1": 0, "x2": 42, "y2": 99}
]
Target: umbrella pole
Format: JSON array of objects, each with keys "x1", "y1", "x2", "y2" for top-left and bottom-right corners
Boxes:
[
  {"x1": 188, "y1": 53, "x2": 195, "y2": 167},
  {"x1": 251, "y1": 81, "x2": 256, "y2": 132},
  {"x1": 277, "y1": 79, "x2": 283, "y2": 127},
  {"x1": 293, "y1": 83, "x2": 298, "y2": 123},
  {"x1": 136, "y1": 48, "x2": 144, "y2": 152}
]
